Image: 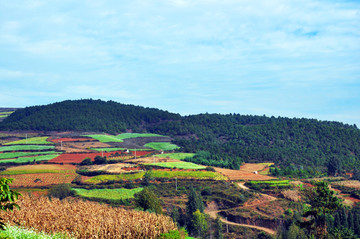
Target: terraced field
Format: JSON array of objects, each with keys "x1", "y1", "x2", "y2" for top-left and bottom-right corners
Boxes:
[{"x1": 73, "y1": 188, "x2": 143, "y2": 200}]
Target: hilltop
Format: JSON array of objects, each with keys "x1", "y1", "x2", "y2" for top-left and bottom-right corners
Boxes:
[{"x1": 1, "y1": 99, "x2": 359, "y2": 176}]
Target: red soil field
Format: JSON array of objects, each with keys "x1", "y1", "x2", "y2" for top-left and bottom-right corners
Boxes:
[
  {"x1": 49, "y1": 151, "x2": 152, "y2": 164},
  {"x1": 131, "y1": 151, "x2": 153, "y2": 157},
  {"x1": 49, "y1": 137, "x2": 96, "y2": 143}
]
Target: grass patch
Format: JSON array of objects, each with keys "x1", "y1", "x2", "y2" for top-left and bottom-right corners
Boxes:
[
  {"x1": 154, "y1": 153, "x2": 195, "y2": 160},
  {"x1": 0, "y1": 154, "x2": 60, "y2": 164},
  {"x1": 0, "y1": 164, "x2": 74, "y2": 175},
  {"x1": 86, "y1": 170, "x2": 227, "y2": 184},
  {"x1": 0, "y1": 151, "x2": 59, "y2": 159},
  {"x1": 0, "y1": 225, "x2": 70, "y2": 239},
  {"x1": 73, "y1": 187, "x2": 143, "y2": 200},
  {"x1": 144, "y1": 161, "x2": 206, "y2": 170},
  {"x1": 91, "y1": 147, "x2": 149, "y2": 152},
  {"x1": 249, "y1": 180, "x2": 289, "y2": 184},
  {"x1": 0, "y1": 145, "x2": 55, "y2": 152},
  {"x1": 151, "y1": 170, "x2": 226, "y2": 180},
  {"x1": 4, "y1": 136, "x2": 53, "y2": 145},
  {"x1": 86, "y1": 172, "x2": 146, "y2": 184},
  {"x1": 84, "y1": 133, "x2": 165, "y2": 143},
  {"x1": 144, "y1": 142, "x2": 180, "y2": 151}
]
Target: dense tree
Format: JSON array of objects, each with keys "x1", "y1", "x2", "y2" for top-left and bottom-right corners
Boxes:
[
  {"x1": 186, "y1": 186, "x2": 205, "y2": 236},
  {"x1": 134, "y1": 187, "x2": 162, "y2": 214},
  {"x1": 302, "y1": 181, "x2": 342, "y2": 238}
]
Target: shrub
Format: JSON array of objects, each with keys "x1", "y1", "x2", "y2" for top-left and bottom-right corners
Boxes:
[{"x1": 48, "y1": 184, "x2": 73, "y2": 200}]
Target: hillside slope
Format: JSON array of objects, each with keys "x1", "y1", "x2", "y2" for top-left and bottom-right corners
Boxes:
[{"x1": 1, "y1": 99, "x2": 359, "y2": 175}]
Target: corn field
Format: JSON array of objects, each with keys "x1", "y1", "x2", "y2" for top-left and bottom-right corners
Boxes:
[{"x1": 1, "y1": 195, "x2": 177, "y2": 238}]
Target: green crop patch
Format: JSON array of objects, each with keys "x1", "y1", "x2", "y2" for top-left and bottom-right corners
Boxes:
[
  {"x1": 84, "y1": 133, "x2": 165, "y2": 143},
  {"x1": 73, "y1": 188, "x2": 143, "y2": 200},
  {"x1": 0, "y1": 145, "x2": 55, "y2": 152},
  {"x1": 154, "y1": 153, "x2": 195, "y2": 160},
  {"x1": 91, "y1": 147, "x2": 149, "y2": 152},
  {"x1": 150, "y1": 170, "x2": 226, "y2": 180},
  {"x1": 5, "y1": 137, "x2": 53, "y2": 145},
  {"x1": 144, "y1": 161, "x2": 206, "y2": 170},
  {"x1": 85, "y1": 170, "x2": 227, "y2": 184},
  {"x1": 86, "y1": 172, "x2": 146, "y2": 184},
  {"x1": 0, "y1": 154, "x2": 60, "y2": 164},
  {"x1": 249, "y1": 180, "x2": 290, "y2": 184},
  {"x1": 144, "y1": 142, "x2": 180, "y2": 151},
  {"x1": 0, "y1": 151, "x2": 59, "y2": 160}
]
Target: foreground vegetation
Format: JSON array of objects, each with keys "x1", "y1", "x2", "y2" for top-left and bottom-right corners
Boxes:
[{"x1": 1, "y1": 195, "x2": 177, "y2": 238}]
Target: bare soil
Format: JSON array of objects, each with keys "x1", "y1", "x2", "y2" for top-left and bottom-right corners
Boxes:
[{"x1": 215, "y1": 163, "x2": 276, "y2": 181}]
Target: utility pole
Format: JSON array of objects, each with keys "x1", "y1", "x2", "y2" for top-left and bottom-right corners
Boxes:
[
  {"x1": 101, "y1": 150, "x2": 104, "y2": 157},
  {"x1": 175, "y1": 177, "x2": 177, "y2": 190},
  {"x1": 135, "y1": 149, "x2": 137, "y2": 159},
  {"x1": 226, "y1": 217, "x2": 229, "y2": 233},
  {"x1": 26, "y1": 133, "x2": 27, "y2": 144},
  {"x1": 60, "y1": 141, "x2": 62, "y2": 150}
]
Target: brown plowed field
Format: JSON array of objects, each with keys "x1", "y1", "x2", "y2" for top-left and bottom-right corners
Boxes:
[
  {"x1": 87, "y1": 163, "x2": 143, "y2": 174},
  {"x1": 215, "y1": 163, "x2": 276, "y2": 181}
]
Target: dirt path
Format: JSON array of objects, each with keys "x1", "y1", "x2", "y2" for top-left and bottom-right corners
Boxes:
[
  {"x1": 205, "y1": 208, "x2": 276, "y2": 235},
  {"x1": 204, "y1": 182, "x2": 278, "y2": 236}
]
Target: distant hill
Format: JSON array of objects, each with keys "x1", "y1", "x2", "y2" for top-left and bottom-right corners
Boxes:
[{"x1": 1, "y1": 99, "x2": 359, "y2": 175}]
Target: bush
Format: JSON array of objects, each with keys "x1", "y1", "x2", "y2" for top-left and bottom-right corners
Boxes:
[
  {"x1": 48, "y1": 184, "x2": 73, "y2": 200},
  {"x1": 80, "y1": 157, "x2": 93, "y2": 165}
]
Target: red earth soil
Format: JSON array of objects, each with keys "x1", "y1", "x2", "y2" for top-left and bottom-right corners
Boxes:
[
  {"x1": 49, "y1": 138, "x2": 96, "y2": 143},
  {"x1": 49, "y1": 151, "x2": 153, "y2": 164}
]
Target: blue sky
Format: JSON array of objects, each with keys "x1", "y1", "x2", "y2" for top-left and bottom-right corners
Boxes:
[{"x1": 1, "y1": 0, "x2": 359, "y2": 126}]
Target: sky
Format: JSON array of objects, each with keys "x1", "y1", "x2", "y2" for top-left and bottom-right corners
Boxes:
[{"x1": 0, "y1": 0, "x2": 359, "y2": 126}]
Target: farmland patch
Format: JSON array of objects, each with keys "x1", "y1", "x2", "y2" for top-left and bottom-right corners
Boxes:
[
  {"x1": 0, "y1": 145, "x2": 55, "y2": 152},
  {"x1": 143, "y1": 161, "x2": 206, "y2": 170},
  {"x1": 73, "y1": 188, "x2": 143, "y2": 200},
  {"x1": 4, "y1": 136, "x2": 53, "y2": 145},
  {"x1": 144, "y1": 142, "x2": 179, "y2": 151}
]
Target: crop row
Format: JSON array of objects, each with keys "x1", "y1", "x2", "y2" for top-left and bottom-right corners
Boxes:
[
  {"x1": 4, "y1": 136, "x2": 53, "y2": 145},
  {"x1": 0, "y1": 145, "x2": 55, "y2": 152},
  {"x1": 0, "y1": 151, "x2": 59, "y2": 160},
  {"x1": 0, "y1": 154, "x2": 60, "y2": 164},
  {"x1": 73, "y1": 187, "x2": 143, "y2": 200},
  {"x1": 144, "y1": 142, "x2": 180, "y2": 151},
  {"x1": 84, "y1": 133, "x2": 165, "y2": 143},
  {"x1": 143, "y1": 161, "x2": 206, "y2": 170},
  {"x1": 85, "y1": 170, "x2": 227, "y2": 184}
]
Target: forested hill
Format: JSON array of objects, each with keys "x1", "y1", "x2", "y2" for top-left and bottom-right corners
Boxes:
[
  {"x1": 0, "y1": 99, "x2": 181, "y2": 133},
  {"x1": 1, "y1": 99, "x2": 359, "y2": 175}
]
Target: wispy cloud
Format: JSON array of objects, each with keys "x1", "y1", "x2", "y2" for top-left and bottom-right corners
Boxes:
[{"x1": 0, "y1": 0, "x2": 359, "y2": 126}]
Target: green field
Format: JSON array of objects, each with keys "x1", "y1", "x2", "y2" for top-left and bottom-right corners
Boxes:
[
  {"x1": 144, "y1": 161, "x2": 206, "y2": 170},
  {"x1": 0, "y1": 145, "x2": 55, "y2": 152},
  {"x1": 0, "y1": 115, "x2": 6, "y2": 118},
  {"x1": 0, "y1": 169, "x2": 66, "y2": 175},
  {"x1": 4, "y1": 136, "x2": 53, "y2": 145},
  {"x1": 0, "y1": 154, "x2": 60, "y2": 164},
  {"x1": 84, "y1": 133, "x2": 165, "y2": 143},
  {"x1": 144, "y1": 142, "x2": 180, "y2": 151},
  {"x1": 154, "y1": 153, "x2": 195, "y2": 160},
  {"x1": 91, "y1": 147, "x2": 150, "y2": 152},
  {"x1": 85, "y1": 172, "x2": 146, "y2": 184},
  {"x1": 73, "y1": 188, "x2": 143, "y2": 200},
  {"x1": 0, "y1": 151, "x2": 59, "y2": 160},
  {"x1": 86, "y1": 170, "x2": 227, "y2": 184},
  {"x1": 249, "y1": 180, "x2": 290, "y2": 184}
]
